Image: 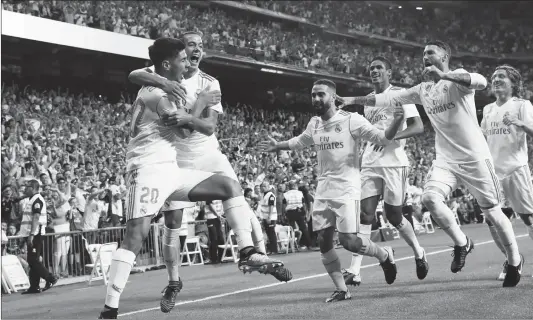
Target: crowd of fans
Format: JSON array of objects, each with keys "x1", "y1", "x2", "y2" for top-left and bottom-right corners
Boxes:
[
  {"x1": 3, "y1": 1, "x2": 533, "y2": 98},
  {"x1": 2, "y1": 1, "x2": 533, "y2": 278}
]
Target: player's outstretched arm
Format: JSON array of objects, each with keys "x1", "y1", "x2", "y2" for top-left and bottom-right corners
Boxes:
[
  {"x1": 259, "y1": 121, "x2": 314, "y2": 152},
  {"x1": 338, "y1": 84, "x2": 422, "y2": 109},
  {"x1": 350, "y1": 106, "x2": 405, "y2": 144},
  {"x1": 422, "y1": 66, "x2": 487, "y2": 91},
  {"x1": 393, "y1": 104, "x2": 424, "y2": 140},
  {"x1": 128, "y1": 67, "x2": 187, "y2": 102}
]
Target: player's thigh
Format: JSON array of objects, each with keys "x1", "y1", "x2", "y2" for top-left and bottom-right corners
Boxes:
[
  {"x1": 501, "y1": 165, "x2": 533, "y2": 214},
  {"x1": 312, "y1": 199, "x2": 337, "y2": 233},
  {"x1": 168, "y1": 169, "x2": 239, "y2": 202},
  {"x1": 424, "y1": 160, "x2": 456, "y2": 198},
  {"x1": 454, "y1": 159, "x2": 501, "y2": 209},
  {"x1": 382, "y1": 167, "x2": 410, "y2": 206},
  {"x1": 124, "y1": 164, "x2": 180, "y2": 221},
  {"x1": 161, "y1": 200, "x2": 194, "y2": 214},
  {"x1": 361, "y1": 167, "x2": 383, "y2": 202},
  {"x1": 332, "y1": 199, "x2": 360, "y2": 234},
  {"x1": 197, "y1": 152, "x2": 240, "y2": 182}
]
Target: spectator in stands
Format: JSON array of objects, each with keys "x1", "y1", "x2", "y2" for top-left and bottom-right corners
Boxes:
[
  {"x1": 204, "y1": 200, "x2": 225, "y2": 264},
  {"x1": 283, "y1": 180, "x2": 312, "y2": 250}
]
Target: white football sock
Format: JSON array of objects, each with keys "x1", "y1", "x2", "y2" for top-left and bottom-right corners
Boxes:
[
  {"x1": 222, "y1": 196, "x2": 254, "y2": 250},
  {"x1": 321, "y1": 249, "x2": 347, "y2": 292},
  {"x1": 105, "y1": 248, "x2": 136, "y2": 308},
  {"x1": 162, "y1": 226, "x2": 181, "y2": 282}
]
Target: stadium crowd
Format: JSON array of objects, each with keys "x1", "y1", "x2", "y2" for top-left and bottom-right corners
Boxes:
[
  {"x1": 1, "y1": 1, "x2": 533, "y2": 279},
  {"x1": 3, "y1": 1, "x2": 533, "y2": 98}
]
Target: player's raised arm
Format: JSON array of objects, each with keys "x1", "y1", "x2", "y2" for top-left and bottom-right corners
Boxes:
[
  {"x1": 350, "y1": 106, "x2": 405, "y2": 144},
  {"x1": 393, "y1": 104, "x2": 424, "y2": 140},
  {"x1": 259, "y1": 121, "x2": 314, "y2": 152},
  {"x1": 422, "y1": 66, "x2": 487, "y2": 92},
  {"x1": 338, "y1": 84, "x2": 422, "y2": 109},
  {"x1": 128, "y1": 66, "x2": 187, "y2": 102}
]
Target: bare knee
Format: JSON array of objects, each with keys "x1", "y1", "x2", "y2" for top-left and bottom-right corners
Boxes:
[
  {"x1": 317, "y1": 228, "x2": 335, "y2": 253},
  {"x1": 421, "y1": 191, "x2": 444, "y2": 210},
  {"x1": 121, "y1": 217, "x2": 151, "y2": 254},
  {"x1": 519, "y1": 214, "x2": 533, "y2": 226},
  {"x1": 338, "y1": 233, "x2": 361, "y2": 251},
  {"x1": 361, "y1": 197, "x2": 378, "y2": 225},
  {"x1": 163, "y1": 209, "x2": 183, "y2": 229},
  {"x1": 384, "y1": 203, "x2": 403, "y2": 226}
]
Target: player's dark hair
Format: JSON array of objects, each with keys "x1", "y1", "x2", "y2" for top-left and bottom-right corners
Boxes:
[
  {"x1": 148, "y1": 37, "x2": 186, "y2": 69},
  {"x1": 313, "y1": 79, "x2": 336, "y2": 91},
  {"x1": 426, "y1": 40, "x2": 452, "y2": 59},
  {"x1": 371, "y1": 56, "x2": 392, "y2": 71},
  {"x1": 495, "y1": 64, "x2": 523, "y2": 98}
]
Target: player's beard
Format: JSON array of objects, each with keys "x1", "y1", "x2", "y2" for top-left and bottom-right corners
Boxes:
[{"x1": 313, "y1": 100, "x2": 331, "y2": 115}]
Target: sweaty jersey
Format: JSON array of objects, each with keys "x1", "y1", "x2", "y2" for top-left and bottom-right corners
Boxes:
[
  {"x1": 289, "y1": 110, "x2": 392, "y2": 200},
  {"x1": 126, "y1": 84, "x2": 180, "y2": 171},
  {"x1": 481, "y1": 97, "x2": 533, "y2": 179},
  {"x1": 362, "y1": 85, "x2": 420, "y2": 167},
  {"x1": 375, "y1": 68, "x2": 491, "y2": 164}
]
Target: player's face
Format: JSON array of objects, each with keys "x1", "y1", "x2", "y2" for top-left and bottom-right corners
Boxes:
[
  {"x1": 311, "y1": 84, "x2": 334, "y2": 115},
  {"x1": 369, "y1": 60, "x2": 391, "y2": 84},
  {"x1": 491, "y1": 69, "x2": 513, "y2": 97},
  {"x1": 166, "y1": 50, "x2": 190, "y2": 81},
  {"x1": 423, "y1": 45, "x2": 447, "y2": 71},
  {"x1": 183, "y1": 34, "x2": 203, "y2": 70}
]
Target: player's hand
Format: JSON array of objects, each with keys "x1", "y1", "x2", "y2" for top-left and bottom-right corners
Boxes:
[
  {"x1": 162, "y1": 80, "x2": 187, "y2": 102},
  {"x1": 197, "y1": 88, "x2": 222, "y2": 108},
  {"x1": 422, "y1": 65, "x2": 445, "y2": 81},
  {"x1": 335, "y1": 95, "x2": 352, "y2": 109},
  {"x1": 258, "y1": 136, "x2": 278, "y2": 152},
  {"x1": 393, "y1": 103, "x2": 405, "y2": 121},
  {"x1": 503, "y1": 112, "x2": 524, "y2": 127},
  {"x1": 162, "y1": 109, "x2": 192, "y2": 127}
]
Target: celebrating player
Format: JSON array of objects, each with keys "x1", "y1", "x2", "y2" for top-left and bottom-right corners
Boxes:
[
  {"x1": 481, "y1": 64, "x2": 532, "y2": 280},
  {"x1": 128, "y1": 32, "x2": 291, "y2": 314},
  {"x1": 99, "y1": 38, "x2": 286, "y2": 319},
  {"x1": 342, "y1": 56, "x2": 428, "y2": 287},
  {"x1": 260, "y1": 79, "x2": 403, "y2": 302},
  {"x1": 337, "y1": 41, "x2": 523, "y2": 287}
]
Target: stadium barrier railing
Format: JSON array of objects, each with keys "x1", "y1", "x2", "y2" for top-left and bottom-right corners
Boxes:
[{"x1": 4, "y1": 221, "x2": 210, "y2": 281}]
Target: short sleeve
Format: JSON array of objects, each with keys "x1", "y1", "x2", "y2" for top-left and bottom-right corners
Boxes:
[
  {"x1": 267, "y1": 195, "x2": 276, "y2": 206},
  {"x1": 288, "y1": 120, "x2": 315, "y2": 150},
  {"x1": 403, "y1": 103, "x2": 419, "y2": 119},
  {"x1": 349, "y1": 113, "x2": 389, "y2": 145},
  {"x1": 32, "y1": 198, "x2": 44, "y2": 214},
  {"x1": 519, "y1": 100, "x2": 533, "y2": 125},
  {"x1": 207, "y1": 79, "x2": 223, "y2": 114}
]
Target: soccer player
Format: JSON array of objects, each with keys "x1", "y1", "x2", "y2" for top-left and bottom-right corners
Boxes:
[
  {"x1": 260, "y1": 79, "x2": 403, "y2": 302},
  {"x1": 481, "y1": 65, "x2": 532, "y2": 281},
  {"x1": 99, "y1": 38, "x2": 285, "y2": 319},
  {"x1": 342, "y1": 57, "x2": 428, "y2": 287},
  {"x1": 337, "y1": 41, "x2": 523, "y2": 287},
  {"x1": 128, "y1": 32, "x2": 291, "y2": 313}
]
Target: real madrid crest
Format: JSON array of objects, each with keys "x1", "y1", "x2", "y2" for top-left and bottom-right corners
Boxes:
[
  {"x1": 315, "y1": 119, "x2": 320, "y2": 129},
  {"x1": 335, "y1": 124, "x2": 342, "y2": 133}
]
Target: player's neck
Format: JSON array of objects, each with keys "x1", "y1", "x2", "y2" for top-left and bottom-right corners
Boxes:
[
  {"x1": 495, "y1": 94, "x2": 512, "y2": 106},
  {"x1": 184, "y1": 68, "x2": 199, "y2": 80},
  {"x1": 321, "y1": 107, "x2": 337, "y2": 121},
  {"x1": 373, "y1": 81, "x2": 389, "y2": 94}
]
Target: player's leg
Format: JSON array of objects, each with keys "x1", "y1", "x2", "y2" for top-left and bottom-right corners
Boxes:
[
  {"x1": 421, "y1": 161, "x2": 472, "y2": 273},
  {"x1": 100, "y1": 166, "x2": 175, "y2": 319},
  {"x1": 343, "y1": 170, "x2": 380, "y2": 286},
  {"x1": 312, "y1": 200, "x2": 350, "y2": 302},
  {"x1": 249, "y1": 211, "x2": 266, "y2": 254},
  {"x1": 457, "y1": 160, "x2": 522, "y2": 287},
  {"x1": 382, "y1": 167, "x2": 427, "y2": 279},
  {"x1": 170, "y1": 170, "x2": 291, "y2": 279},
  {"x1": 503, "y1": 165, "x2": 533, "y2": 278},
  {"x1": 336, "y1": 200, "x2": 397, "y2": 286},
  {"x1": 158, "y1": 202, "x2": 186, "y2": 313}
]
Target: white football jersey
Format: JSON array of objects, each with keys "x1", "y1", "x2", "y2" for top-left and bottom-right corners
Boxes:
[
  {"x1": 375, "y1": 68, "x2": 492, "y2": 164},
  {"x1": 288, "y1": 110, "x2": 392, "y2": 200},
  {"x1": 481, "y1": 97, "x2": 533, "y2": 179},
  {"x1": 126, "y1": 84, "x2": 179, "y2": 171},
  {"x1": 173, "y1": 69, "x2": 223, "y2": 157},
  {"x1": 362, "y1": 85, "x2": 420, "y2": 167}
]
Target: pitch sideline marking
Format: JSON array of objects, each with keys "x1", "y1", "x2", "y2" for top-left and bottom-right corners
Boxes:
[{"x1": 119, "y1": 234, "x2": 528, "y2": 317}]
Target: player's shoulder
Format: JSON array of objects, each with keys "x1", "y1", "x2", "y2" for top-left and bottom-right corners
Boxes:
[
  {"x1": 389, "y1": 86, "x2": 404, "y2": 92},
  {"x1": 451, "y1": 68, "x2": 469, "y2": 74},
  {"x1": 483, "y1": 101, "x2": 496, "y2": 112},
  {"x1": 139, "y1": 86, "x2": 167, "y2": 101},
  {"x1": 511, "y1": 97, "x2": 530, "y2": 105},
  {"x1": 198, "y1": 70, "x2": 217, "y2": 83},
  {"x1": 366, "y1": 91, "x2": 376, "y2": 97}
]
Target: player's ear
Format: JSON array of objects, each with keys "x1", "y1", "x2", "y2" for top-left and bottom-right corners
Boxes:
[
  {"x1": 162, "y1": 60, "x2": 171, "y2": 71},
  {"x1": 386, "y1": 69, "x2": 392, "y2": 80}
]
